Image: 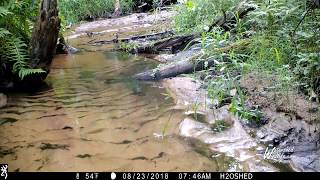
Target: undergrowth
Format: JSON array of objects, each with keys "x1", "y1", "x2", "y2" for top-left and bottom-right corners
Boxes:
[
  {"x1": 175, "y1": 0, "x2": 320, "y2": 123},
  {"x1": 0, "y1": 0, "x2": 45, "y2": 80},
  {"x1": 59, "y1": 0, "x2": 134, "y2": 24}
]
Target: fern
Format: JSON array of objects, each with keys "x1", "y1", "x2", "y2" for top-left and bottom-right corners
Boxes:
[
  {"x1": 0, "y1": 28, "x2": 10, "y2": 38},
  {"x1": 0, "y1": 1, "x2": 46, "y2": 80},
  {"x1": 1, "y1": 34, "x2": 45, "y2": 80},
  {"x1": 18, "y1": 68, "x2": 46, "y2": 80},
  {"x1": 0, "y1": 6, "x2": 12, "y2": 17},
  {"x1": 6, "y1": 37, "x2": 45, "y2": 80}
]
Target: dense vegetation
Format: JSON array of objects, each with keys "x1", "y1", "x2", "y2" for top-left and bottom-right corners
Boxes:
[
  {"x1": 58, "y1": 0, "x2": 171, "y2": 24},
  {"x1": 174, "y1": 0, "x2": 320, "y2": 120},
  {"x1": 0, "y1": 0, "x2": 45, "y2": 81},
  {"x1": 59, "y1": 0, "x2": 134, "y2": 23}
]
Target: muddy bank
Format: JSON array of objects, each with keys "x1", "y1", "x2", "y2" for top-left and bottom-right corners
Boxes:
[
  {"x1": 159, "y1": 71, "x2": 319, "y2": 172},
  {"x1": 162, "y1": 77, "x2": 280, "y2": 172},
  {"x1": 240, "y1": 72, "x2": 320, "y2": 172}
]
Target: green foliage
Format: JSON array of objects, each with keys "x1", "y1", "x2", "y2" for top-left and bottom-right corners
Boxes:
[
  {"x1": 244, "y1": 0, "x2": 320, "y2": 96},
  {"x1": 119, "y1": 42, "x2": 137, "y2": 52},
  {"x1": 174, "y1": 0, "x2": 241, "y2": 32},
  {"x1": 210, "y1": 120, "x2": 231, "y2": 132},
  {"x1": 0, "y1": 0, "x2": 45, "y2": 80},
  {"x1": 176, "y1": 0, "x2": 320, "y2": 121},
  {"x1": 59, "y1": 0, "x2": 134, "y2": 24}
]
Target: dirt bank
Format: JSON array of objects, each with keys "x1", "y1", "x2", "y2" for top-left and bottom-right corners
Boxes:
[
  {"x1": 240, "y1": 72, "x2": 320, "y2": 172},
  {"x1": 162, "y1": 77, "x2": 280, "y2": 171},
  {"x1": 160, "y1": 71, "x2": 319, "y2": 172}
]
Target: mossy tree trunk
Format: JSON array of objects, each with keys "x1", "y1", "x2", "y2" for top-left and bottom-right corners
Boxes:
[{"x1": 29, "y1": 0, "x2": 60, "y2": 77}]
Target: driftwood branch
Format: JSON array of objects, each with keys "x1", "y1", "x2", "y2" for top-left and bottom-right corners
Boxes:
[{"x1": 90, "y1": 31, "x2": 174, "y2": 46}]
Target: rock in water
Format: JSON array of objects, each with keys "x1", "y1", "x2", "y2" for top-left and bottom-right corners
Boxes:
[{"x1": 0, "y1": 93, "x2": 7, "y2": 108}]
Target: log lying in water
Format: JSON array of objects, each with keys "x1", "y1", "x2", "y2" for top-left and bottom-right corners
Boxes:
[
  {"x1": 134, "y1": 39, "x2": 251, "y2": 81},
  {"x1": 90, "y1": 31, "x2": 175, "y2": 46},
  {"x1": 134, "y1": 54, "x2": 215, "y2": 80}
]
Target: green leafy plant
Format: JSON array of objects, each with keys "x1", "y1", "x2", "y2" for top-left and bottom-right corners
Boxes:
[
  {"x1": 174, "y1": 0, "x2": 241, "y2": 32},
  {"x1": 210, "y1": 120, "x2": 231, "y2": 132},
  {"x1": 119, "y1": 42, "x2": 138, "y2": 52},
  {"x1": 59, "y1": 0, "x2": 134, "y2": 24},
  {"x1": 182, "y1": 0, "x2": 320, "y2": 102},
  {"x1": 0, "y1": 0, "x2": 45, "y2": 80}
]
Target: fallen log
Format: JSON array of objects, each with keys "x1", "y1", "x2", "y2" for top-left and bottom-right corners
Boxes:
[
  {"x1": 132, "y1": 0, "x2": 256, "y2": 54},
  {"x1": 134, "y1": 53, "x2": 216, "y2": 80},
  {"x1": 134, "y1": 38, "x2": 252, "y2": 81},
  {"x1": 134, "y1": 33, "x2": 200, "y2": 54},
  {"x1": 90, "y1": 31, "x2": 174, "y2": 46},
  {"x1": 212, "y1": 39, "x2": 251, "y2": 53},
  {"x1": 207, "y1": 0, "x2": 257, "y2": 32}
]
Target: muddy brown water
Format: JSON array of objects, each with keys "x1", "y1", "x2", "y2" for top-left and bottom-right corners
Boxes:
[{"x1": 0, "y1": 51, "x2": 241, "y2": 172}]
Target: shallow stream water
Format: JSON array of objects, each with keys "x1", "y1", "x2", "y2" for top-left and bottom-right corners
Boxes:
[{"x1": 0, "y1": 51, "x2": 242, "y2": 171}]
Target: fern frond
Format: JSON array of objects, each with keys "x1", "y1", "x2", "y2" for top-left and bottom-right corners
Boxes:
[
  {"x1": 0, "y1": 28, "x2": 11, "y2": 38},
  {"x1": 18, "y1": 68, "x2": 46, "y2": 80},
  {"x1": 0, "y1": 6, "x2": 12, "y2": 17},
  {"x1": 2, "y1": 36, "x2": 46, "y2": 80}
]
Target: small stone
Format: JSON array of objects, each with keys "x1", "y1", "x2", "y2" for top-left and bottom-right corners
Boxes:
[
  {"x1": 256, "y1": 130, "x2": 267, "y2": 139},
  {"x1": 230, "y1": 89, "x2": 237, "y2": 96},
  {"x1": 0, "y1": 93, "x2": 7, "y2": 108}
]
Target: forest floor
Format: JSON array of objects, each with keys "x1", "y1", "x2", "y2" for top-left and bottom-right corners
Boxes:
[{"x1": 65, "y1": 9, "x2": 320, "y2": 172}]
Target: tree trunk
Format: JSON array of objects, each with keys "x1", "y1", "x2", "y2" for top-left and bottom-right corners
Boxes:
[{"x1": 29, "y1": 0, "x2": 60, "y2": 76}]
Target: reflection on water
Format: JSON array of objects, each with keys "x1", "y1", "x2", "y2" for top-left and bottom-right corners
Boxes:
[{"x1": 0, "y1": 51, "x2": 237, "y2": 171}]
